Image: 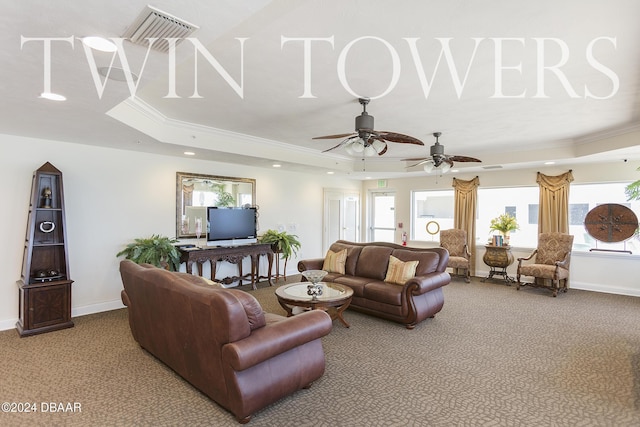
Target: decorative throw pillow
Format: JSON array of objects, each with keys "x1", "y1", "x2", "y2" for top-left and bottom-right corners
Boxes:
[
  {"x1": 384, "y1": 255, "x2": 419, "y2": 285},
  {"x1": 322, "y1": 249, "x2": 347, "y2": 274}
]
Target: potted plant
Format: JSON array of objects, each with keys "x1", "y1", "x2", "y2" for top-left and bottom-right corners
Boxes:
[
  {"x1": 258, "y1": 229, "x2": 301, "y2": 277},
  {"x1": 625, "y1": 167, "x2": 640, "y2": 201},
  {"x1": 116, "y1": 234, "x2": 181, "y2": 271},
  {"x1": 489, "y1": 213, "x2": 519, "y2": 245}
]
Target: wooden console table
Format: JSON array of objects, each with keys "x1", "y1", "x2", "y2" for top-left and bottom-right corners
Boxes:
[
  {"x1": 179, "y1": 243, "x2": 274, "y2": 290},
  {"x1": 481, "y1": 245, "x2": 515, "y2": 284}
]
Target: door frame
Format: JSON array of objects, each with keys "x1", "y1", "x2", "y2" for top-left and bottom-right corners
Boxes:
[{"x1": 368, "y1": 189, "x2": 396, "y2": 242}]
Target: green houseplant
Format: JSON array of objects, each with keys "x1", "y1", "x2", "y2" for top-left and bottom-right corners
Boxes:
[
  {"x1": 116, "y1": 234, "x2": 181, "y2": 271},
  {"x1": 258, "y1": 229, "x2": 301, "y2": 275},
  {"x1": 489, "y1": 213, "x2": 519, "y2": 244},
  {"x1": 625, "y1": 167, "x2": 640, "y2": 201}
]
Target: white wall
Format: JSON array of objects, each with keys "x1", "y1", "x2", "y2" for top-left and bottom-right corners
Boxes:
[
  {"x1": 0, "y1": 134, "x2": 359, "y2": 330},
  {"x1": 361, "y1": 161, "x2": 640, "y2": 297}
]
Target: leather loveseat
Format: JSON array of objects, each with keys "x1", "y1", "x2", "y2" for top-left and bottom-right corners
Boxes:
[
  {"x1": 119, "y1": 260, "x2": 332, "y2": 423},
  {"x1": 298, "y1": 240, "x2": 450, "y2": 329}
]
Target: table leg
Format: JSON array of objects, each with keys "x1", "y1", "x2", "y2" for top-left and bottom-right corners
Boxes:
[
  {"x1": 250, "y1": 255, "x2": 257, "y2": 290},
  {"x1": 276, "y1": 299, "x2": 294, "y2": 317},
  {"x1": 331, "y1": 301, "x2": 351, "y2": 328},
  {"x1": 267, "y1": 252, "x2": 274, "y2": 286}
]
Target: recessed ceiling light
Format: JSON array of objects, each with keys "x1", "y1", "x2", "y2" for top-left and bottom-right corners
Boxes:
[
  {"x1": 40, "y1": 92, "x2": 66, "y2": 101},
  {"x1": 82, "y1": 36, "x2": 117, "y2": 52},
  {"x1": 544, "y1": 161, "x2": 555, "y2": 165},
  {"x1": 451, "y1": 169, "x2": 459, "y2": 173},
  {"x1": 272, "y1": 164, "x2": 281, "y2": 168},
  {"x1": 184, "y1": 151, "x2": 195, "y2": 156},
  {"x1": 327, "y1": 171, "x2": 334, "y2": 175}
]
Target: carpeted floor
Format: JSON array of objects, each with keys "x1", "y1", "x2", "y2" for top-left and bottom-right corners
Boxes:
[{"x1": 2, "y1": 277, "x2": 640, "y2": 426}]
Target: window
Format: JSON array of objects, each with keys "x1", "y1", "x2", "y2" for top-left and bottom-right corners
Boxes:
[
  {"x1": 411, "y1": 190, "x2": 454, "y2": 241},
  {"x1": 569, "y1": 183, "x2": 640, "y2": 253},
  {"x1": 410, "y1": 182, "x2": 640, "y2": 252},
  {"x1": 477, "y1": 187, "x2": 539, "y2": 247},
  {"x1": 528, "y1": 204, "x2": 538, "y2": 225},
  {"x1": 569, "y1": 203, "x2": 589, "y2": 226}
]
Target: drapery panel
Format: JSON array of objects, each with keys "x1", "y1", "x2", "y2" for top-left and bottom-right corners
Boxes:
[
  {"x1": 537, "y1": 170, "x2": 574, "y2": 234},
  {"x1": 452, "y1": 176, "x2": 480, "y2": 275}
]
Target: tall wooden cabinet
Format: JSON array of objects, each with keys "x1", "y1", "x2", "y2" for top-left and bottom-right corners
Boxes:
[{"x1": 16, "y1": 162, "x2": 74, "y2": 337}]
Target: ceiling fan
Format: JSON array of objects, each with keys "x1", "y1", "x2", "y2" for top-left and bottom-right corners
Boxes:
[
  {"x1": 313, "y1": 98, "x2": 424, "y2": 156},
  {"x1": 403, "y1": 132, "x2": 481, "y2": 173}
]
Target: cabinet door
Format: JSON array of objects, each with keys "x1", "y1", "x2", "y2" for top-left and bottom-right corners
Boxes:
[{"x1": 27, "y1": 283, "x2": 71, "y2": 330}]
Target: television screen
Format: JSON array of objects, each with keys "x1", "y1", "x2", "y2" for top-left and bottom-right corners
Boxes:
[{"x1": 207, "y1": 207, "x2": 257, "y2": 244}]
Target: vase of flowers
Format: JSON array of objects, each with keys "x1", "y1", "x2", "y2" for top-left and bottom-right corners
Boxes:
[{"x1": 489, "y1": 213, "x2": 519, "y2": 245}]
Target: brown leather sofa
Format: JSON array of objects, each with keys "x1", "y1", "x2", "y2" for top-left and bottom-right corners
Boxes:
[
  {"x1": 298, "y1": 240, "x2": 450, "y2": 329},
  {"x1": 119, "y1": 260, "x2": 332, "y2": 424}
]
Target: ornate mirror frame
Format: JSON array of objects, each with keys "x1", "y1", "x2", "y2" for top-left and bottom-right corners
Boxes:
[{"x1": 176, "y1": 172, "x2": 256, "y2": 239}]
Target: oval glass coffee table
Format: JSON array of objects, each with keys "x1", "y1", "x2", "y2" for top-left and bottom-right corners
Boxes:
[{"x1": 275, "y1": 282, "x2": 354, "y2": 328}]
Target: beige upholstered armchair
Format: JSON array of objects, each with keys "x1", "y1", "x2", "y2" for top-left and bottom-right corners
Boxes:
[
  {"x1": 440, "y1": 229, "x2": 471, "y2": 283},
  {"x1": 516, "y1": 232, "x2": 574, "y2": 297}
]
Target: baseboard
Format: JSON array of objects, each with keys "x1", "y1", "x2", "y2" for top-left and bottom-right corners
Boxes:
[
  {"x1": 0, "y1": 299, "x2": 126, "y2": 332},
  {"x1": 570, "y1": 281, "x2": 640, "y2": 297},
  {"x1": 72, "y1": 299, "x2": 126, "y2": 317},
  {"x1": 0, "y1": 318, "x2": 17, "y2": 332},
  {"x1": 471, "y1": 271, "x2": 640, "y2": 298}
]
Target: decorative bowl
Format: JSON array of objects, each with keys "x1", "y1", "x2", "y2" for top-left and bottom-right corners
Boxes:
[
  {"x1": 307, "y1": 283, "x2": 323, "y2": 299},
  {"x1": 302, "y1": 269, "x2": 328, "y2": 285}
]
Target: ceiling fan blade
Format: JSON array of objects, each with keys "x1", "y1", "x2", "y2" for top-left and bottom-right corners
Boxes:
[
  {"x1": 407, "y1": 160, "x2": 430, "y2": 168},
  {"x1": 321, "y1": 138, "x2": 354, "y2": 153},
  {"x1": 401, "y1": 157, "x2": 429, "y2": 161},
  {"x1": 448, "y1": 155, "x2": 482, "y2": 163},
  {"x1": 377, "y1": 132, "x2": 424, "y2": 145},
  {"x1": 313, "y1": 133, "x2": 356, "y2": 140},
  {"x1": 377, "y1": 142, "x2": 388, "y2": 156}
]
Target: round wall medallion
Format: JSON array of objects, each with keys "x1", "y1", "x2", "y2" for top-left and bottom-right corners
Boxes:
[
  {"x1": 426, "y1": 221, "x2": 440, "y2": 235},
  {"x1": 584, "y1": 203, "x2": 638, "y2": 243}
]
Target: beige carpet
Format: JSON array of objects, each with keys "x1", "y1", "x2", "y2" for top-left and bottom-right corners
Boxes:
[{"x1": 2, "y1": 277, "x2": 640, "y2": 426}]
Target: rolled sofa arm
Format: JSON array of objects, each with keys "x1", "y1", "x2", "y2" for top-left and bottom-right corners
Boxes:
[
  {"x1": 298, "y1": 258, "x2": 325, "y2": 273},
  {"x1": 221, "y1": 310, "x2": 332, "y2": 371},
  {"x1": 405, "y1": 271, "x2": 451, "y2": 295}
]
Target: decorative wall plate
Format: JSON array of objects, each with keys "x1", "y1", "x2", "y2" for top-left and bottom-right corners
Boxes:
[
  {"x1": 584, "y1": 203, "x2": 638, "y2": 243},
  {"x1": 426, "y1": 221, "x2": 440, "y2": 235}
]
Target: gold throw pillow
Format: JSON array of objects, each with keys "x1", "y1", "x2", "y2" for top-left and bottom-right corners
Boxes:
[
  {"x1": 385, "y1": 255, "x2": 418, "y2": 285},
  {"x1": 322, "y1": 249, "x2": 347, "y2": 274}
]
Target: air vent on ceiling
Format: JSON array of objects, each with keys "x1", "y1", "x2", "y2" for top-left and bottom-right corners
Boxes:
[
  {"x1": 122, "y1": 5, "x2": 199, "y2": 53},
  {"x1": 482, "y1": 165, "x2": 503, "y2": 170}
]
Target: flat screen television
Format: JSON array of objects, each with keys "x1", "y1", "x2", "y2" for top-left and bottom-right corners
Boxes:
[{"x1": 206, "y1": 207, "x2": 257, "y2": 246}]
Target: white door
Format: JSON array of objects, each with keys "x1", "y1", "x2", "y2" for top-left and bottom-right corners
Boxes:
[
  {"x1": 323, "y1": 189, "x2": 360, "y2": 253},
  {"x1": 369, "y1": 191, "x2": 396, "y2": 242}
]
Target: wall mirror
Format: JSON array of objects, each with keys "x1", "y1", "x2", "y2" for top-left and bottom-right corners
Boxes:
[{"x1": 176, "y1": 172, "x2": 256, "y2": 238}]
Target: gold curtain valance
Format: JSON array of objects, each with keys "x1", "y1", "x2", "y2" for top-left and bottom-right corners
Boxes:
[
  {"x1": 536, "y1": 170, "x2": 574, "y2": 191},
  {"x1": 452, "y1": 176, "x2": 480, "y2": 193}
]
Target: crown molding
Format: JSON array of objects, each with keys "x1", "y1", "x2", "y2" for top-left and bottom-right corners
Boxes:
[
  {"x1": 122, "y1": 97, "x2": 351, "y2": 160},
  {"x1": 573, "y1": 121, "x2": 640, "y2": 145}
]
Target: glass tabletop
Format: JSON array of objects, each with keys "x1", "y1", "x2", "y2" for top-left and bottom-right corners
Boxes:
[{"x1": 277, "y1": 282, "x2": 352, "y2": 302}]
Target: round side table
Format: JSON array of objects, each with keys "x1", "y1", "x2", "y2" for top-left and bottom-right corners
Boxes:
[{"x1": 482, "y1": 245, "x2": 514, "y2": 284}]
